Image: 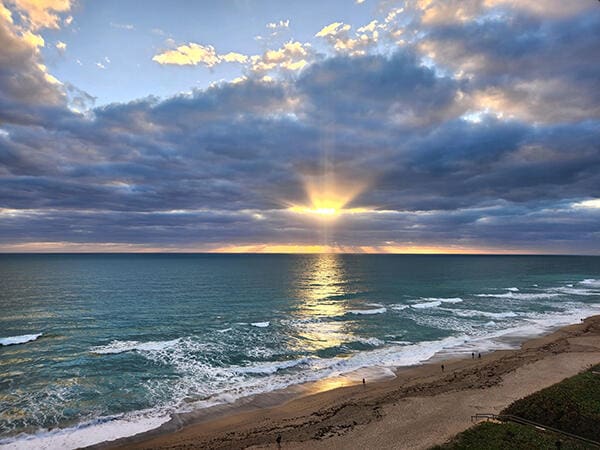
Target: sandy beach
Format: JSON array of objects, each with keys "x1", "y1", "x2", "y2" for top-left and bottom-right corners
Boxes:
[{"x1": 100, "y1": 315, "x2": 600, "y2": 450}]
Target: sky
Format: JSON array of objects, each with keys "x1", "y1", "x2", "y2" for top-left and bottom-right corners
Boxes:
[{"x1": 0, "y1": 0, "x2": 599, "y2": 254}]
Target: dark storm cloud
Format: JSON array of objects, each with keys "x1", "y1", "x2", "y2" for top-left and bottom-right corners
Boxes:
[{"x1": 0, "y1": 1, "x2": 599, "y2": 252}]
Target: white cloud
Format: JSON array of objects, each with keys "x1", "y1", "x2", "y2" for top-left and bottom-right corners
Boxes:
[
  {"x1": 357, "y1": 20, "x2": 378, "y2": 33},
  {"x1": 152, "y1": 42, "x2": 221, "y2": 67},
  {"x1": 315, "y1": 22, "x2": 351, "y2": 38},
  {"x1": 220, "y1": 52, "x2": 248, "y2": 64},
  {"x1": 251, "y1": 40, "x2": 311, "y2": 73},
  {"x1": 266, "y1": 19, "x2": 289, "y2": 29}
]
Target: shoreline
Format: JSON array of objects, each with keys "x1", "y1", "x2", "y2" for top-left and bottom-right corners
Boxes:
[{"x1": 98, "y1": 315, "x2": 600, "y2": 450}]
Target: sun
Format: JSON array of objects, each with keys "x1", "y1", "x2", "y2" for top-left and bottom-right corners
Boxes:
[
  {"x1": 288, "y1": 205, "x2": 340, "y2": 217},
  {"x1": 286, "y1": 175, "x2": 371, "y2": 219}
]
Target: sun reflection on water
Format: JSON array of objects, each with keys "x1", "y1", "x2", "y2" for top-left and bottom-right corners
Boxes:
[{"x1": 292, "y1": 254, "x2": 356, "y2": 351}]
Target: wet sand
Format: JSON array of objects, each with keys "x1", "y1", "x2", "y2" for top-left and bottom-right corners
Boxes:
[{"x1": 104, "y1": 316, "x2": 600, "y2": 450}]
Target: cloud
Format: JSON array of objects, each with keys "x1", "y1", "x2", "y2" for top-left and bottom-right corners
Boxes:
[
  {"x1": 9, "y1": 0, "x2": 73, "y2": 30},
  {"x1": 152, "y1": 42, "x2": 255, "y2": 70},
  {"x1": 0, "y1": 2, "x2": 67, "y2": 125},
  {"x1": 109, "y1": 21, "x2": 135, "y2": 30},
  {"x1": 152, "y1": 42, "x2": 221, "y2": 67},
  {"x1": 152, "y1": 39, "x2": 311, "y2": 76},
  {"x1": 250, "y1": 40, "x2": 311, "y2": 72},
  {"x1": 315, "y1": 22, "x2": 351, "y2": 38},
  {"x1": 55, "y1": 40, "x2": 66, "y2": 51},
  {"x1": 1, "y1": 0, "x2": 600, "y2": 253},
  {"x1": 315, "y1": 19, "x2": 387, "y2": 56},
  {"x1": 220, "y1": 52, "x2": 248, "y2": 64},
  {"x1": 419, "y1": 8, "x2": 600, "y2": 123},
  {"x1": 266, "y1": 19, "x2": 289, "y2": 29}
]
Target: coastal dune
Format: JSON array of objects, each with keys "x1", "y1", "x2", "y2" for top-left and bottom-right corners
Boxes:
[{"x1": 107, "y1": 316, "x2": 600, "y2": 450}]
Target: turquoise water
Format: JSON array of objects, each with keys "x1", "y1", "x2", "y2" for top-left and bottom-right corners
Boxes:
[{"x1": 1, "y1": 254, "x2": 600, "y2": 448}]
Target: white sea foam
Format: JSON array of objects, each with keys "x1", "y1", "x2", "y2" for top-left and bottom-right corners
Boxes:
[
  {"x1": 507, "y1": 287, "x2": 519, "y2": 292},
  {"x1": 216, "y1": 328, "x2": 232, "y2": 333},
  {"x1": 233, "y1": 358, "x2": 311, "y2": 375},
  {"x1": 0, "y1": 410, "x2": 170, "y2": 450},
  {"x1": 411, "y1": 297, "x2": 463, "y2": 309},
  {"x1": 391, "y1": 305, "x2": 409, "y2": 311},
  {"x1": 0, "y1": 333, "x2": 42, "y2": 346},
  {"x1": 411, "y1": 300, "x2": 442, "y2": 309},
  {"x1": 354, "y1": 337, "x2": 385, "y2": 346},
  {"x1": 250, "y1": 322, "x2": 270, "y2": 328},
  {"x1": 447, "y1": 309, "x2": 518, "y2": 319},
  {"x1": 581, "y1": 279, "x2": 600, "y2": 287},
  {"x1": 90, "y1": 338, "x2": 181, "y2": 355},
  {"x1": 475, "y1": 292, "x2": 561, "y2": 300},
  {"x1": 347, "y1": 307, "x2": 387, "y2": 315}
]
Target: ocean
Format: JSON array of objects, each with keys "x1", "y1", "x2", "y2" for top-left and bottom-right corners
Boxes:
[{"x1": 1, "y1": 254, "x2": 600, "y2": 448}]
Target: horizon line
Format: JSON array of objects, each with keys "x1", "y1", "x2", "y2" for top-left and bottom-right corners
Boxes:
[{"x1": 0, "y1": 252, "x2": 597, "y2": 257}]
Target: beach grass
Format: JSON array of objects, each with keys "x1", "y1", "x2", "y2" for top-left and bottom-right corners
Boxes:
[
  {"x1": 433, "y1": 364, "x2": 600, "y2": 449},
  {"x1": 503, "y1": 363, "x2": 600, "y2": 442},
  {"x1": 431, "y1": 421, "x2": 590, "y2": 449}
]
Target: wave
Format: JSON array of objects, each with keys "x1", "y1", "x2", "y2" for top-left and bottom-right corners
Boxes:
[
  {"x1": 90, "y1": 338, "x2": 181, "y2": 355},
  {"x1": 411, "y1": 297, "x2": 463, "y2": 309},
  {"x1": 0, "y1": 410, "x2": 170, "y2": 450},
  {"x1": 554, "y1": 286, "x2": 600, "y2": 296},
  {"x1": 354, "y1": 337, "x2": 385, "y2": 346},
  {"x1": 445, "y1": 309, "x2": 518, "y2": 319},
  {"x1": 581, "y1": 279, "x2": 600, "y2": 287},
  {"x1": 0, "y1": 333, "x2": 42, "y2": 346},
  {"x1": 233, "y1": 358, "x2": 311, "y2": 375},
  {"x1": 391, "y1": 305, "x2": 409, "y2": 311},
  {"x1": 347, "y1": 307, "x2": 387, "y2": 315},
  {"x1": 250, "y1": 322, "x2": 270, "y2": 328},
  {"x1": 475, "y1": 292, "x2": 561, "y2": 300}
]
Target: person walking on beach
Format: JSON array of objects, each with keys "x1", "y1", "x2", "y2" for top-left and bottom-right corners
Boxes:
[
  {"x1": 276, "y1": 434, "x2": 282, "y2": 449},
  {"x1": 362, "y1": 378, "x2": 365, "y2": 386},
  {"x1": 441, "y1": 364, "x2": 445, "y2": 372},
  {"x1": 472, "y1": 352, "x2": 475, "y2": 359}
]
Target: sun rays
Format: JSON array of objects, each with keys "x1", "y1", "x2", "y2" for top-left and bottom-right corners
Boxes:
[{"x1": 286, "y1": 175, "x2": 372, "y2": 219}]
